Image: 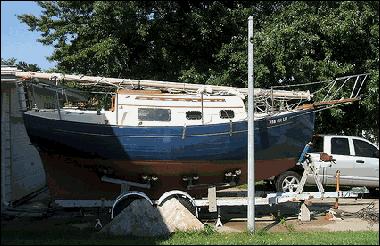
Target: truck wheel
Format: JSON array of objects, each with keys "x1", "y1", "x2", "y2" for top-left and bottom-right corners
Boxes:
[
  {"x1": 368, "y1": 187, "x2": 379, "y2": 196},
  {"x1": 275, "y1": 171, "x2": 301, "y2": 192}
]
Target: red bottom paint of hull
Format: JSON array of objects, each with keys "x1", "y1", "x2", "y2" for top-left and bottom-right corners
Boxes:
[{"x1": 40, "y1": 152, "x2": 296, "y2": 201}]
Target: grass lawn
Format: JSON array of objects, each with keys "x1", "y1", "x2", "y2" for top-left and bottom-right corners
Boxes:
[{"x1": 1, "y1": 223, "x2": 378, "y2": 245}]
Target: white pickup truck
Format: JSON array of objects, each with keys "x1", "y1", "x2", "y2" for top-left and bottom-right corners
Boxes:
[{"x1": 273, "y1": 134, "x2": 379, "y2": 193}]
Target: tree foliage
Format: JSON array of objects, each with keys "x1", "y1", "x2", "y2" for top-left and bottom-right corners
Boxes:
[
  {"x1": 251, "y1": 1, "x2": 379, "y2": 141},
  {"x1": 1, "y1": 57, "x2": 41, "y2": 72},
  {"x1": 18, "y1": 1, "x2": 379, "y2": 142}
]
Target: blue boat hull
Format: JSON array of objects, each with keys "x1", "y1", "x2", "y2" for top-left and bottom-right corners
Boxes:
[{"x1": 23, "y1": 109, "x2": 315, "y2": 199}]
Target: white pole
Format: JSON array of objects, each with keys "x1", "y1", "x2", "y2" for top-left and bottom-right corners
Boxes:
[{"x1": 247, "y1": 16, "x2": 255, "y2": 233}]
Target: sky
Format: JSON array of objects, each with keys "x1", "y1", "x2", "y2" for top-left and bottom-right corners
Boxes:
[{"x1": 1, "y1": 1, "x2": 57, "y2": 70}]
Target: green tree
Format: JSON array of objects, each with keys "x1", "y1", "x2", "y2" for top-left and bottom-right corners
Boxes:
[
  {"x1": 18, "y1": 1, "x2": 378, "y2": 142},
  {"x1": 1, "y1": 57, "x2": 41, "y2": 72},
  {"x1": 251, "y1": 1, "x2": 378, "y2": 141},
  {"x1": 17, "y1": 1, "x2": 286, "y2": 82}
]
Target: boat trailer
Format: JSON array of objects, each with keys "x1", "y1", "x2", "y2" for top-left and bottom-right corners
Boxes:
[{"x1": 54, "y1": 153, "x2": 368, "y2": 226}]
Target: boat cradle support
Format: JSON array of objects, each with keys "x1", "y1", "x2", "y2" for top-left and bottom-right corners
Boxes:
[
  {"x1": 54, "y1": 175, "x2": 152, "y2": 209},
  {"x1": 100, "y1": 175, "x2": 151, "y2": 192}
]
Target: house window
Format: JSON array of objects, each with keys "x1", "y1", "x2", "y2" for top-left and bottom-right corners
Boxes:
[
  {"x1": 138, "y1": 108, "x2": 171, "y2": 121},
  {"x1": 186, "y1": 111, "x2": 202, "y2": 120},
  {"x1": 220, "y1": 110, "x2": 235, "y2": 119}
]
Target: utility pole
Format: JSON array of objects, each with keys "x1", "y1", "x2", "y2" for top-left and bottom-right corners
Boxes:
[{"x1": 247, "y1": 16, "x2": 255, "y2": 233}]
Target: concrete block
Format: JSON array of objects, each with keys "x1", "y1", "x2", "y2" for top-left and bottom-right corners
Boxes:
[
  {"x1": 101, "y1": 198, "x2": 170, "y2": 237},
  {"x1": 158, "y1": 198, "x2": 204, "y2": 232},
  {"x1": 101, "y1": 197, "x2": 204, "y2": 237}
]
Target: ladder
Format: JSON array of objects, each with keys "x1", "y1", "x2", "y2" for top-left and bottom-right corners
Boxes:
[{"x1": 295, "y1": 153, "x2": 334, "y2": 194}]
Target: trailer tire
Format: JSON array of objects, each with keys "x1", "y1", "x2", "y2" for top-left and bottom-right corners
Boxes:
[
  {"x1": 111, "y1": 193, "x2": 153, "y2": 219},
  {"x1": 112, "y1": 196, "x2": 141, "y2": 219},
  {"x1": 275, "y1": 171, "x2": 302, "y2": 193},
  {"x1": 159, "y1": 195, "x2": 197, "y2": 216},
  {"x1": 177, "y1": 197, "x2": 197, "y2": 216}
]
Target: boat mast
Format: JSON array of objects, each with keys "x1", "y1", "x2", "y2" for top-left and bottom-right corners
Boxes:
[{"x1": 14, "y1": 71, "x2": 312, "y2": 100}]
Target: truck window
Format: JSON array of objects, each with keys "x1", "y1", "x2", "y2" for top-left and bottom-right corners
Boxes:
[
  {"x1": 311, "y1": 136, "x2": 323, "y2": 152},
  {"x1": 331, "y1": 137, "x2": 350, "y2": 155},
  {"x1": 353, "y1": 139, "x2": 379, "y2": 158}
]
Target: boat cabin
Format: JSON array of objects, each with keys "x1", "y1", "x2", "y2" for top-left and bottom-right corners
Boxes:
[{"x1": 25, "y1": 89, "x2": 249, "y2": 126}]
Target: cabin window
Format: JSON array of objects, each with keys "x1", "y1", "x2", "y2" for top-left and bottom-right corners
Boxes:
[
  {"x1": 186, "y1": 111, "x2": 202, "y2": 120},
  {"x1": 138, "y1": 108, "x2": 171, "y2": 121},
  {"x1": 220, "y1": 110, "x2": 235, "y2": 119}
]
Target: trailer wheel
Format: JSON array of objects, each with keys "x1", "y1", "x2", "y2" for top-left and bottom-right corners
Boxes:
[
  {"x1": 112, "y1": 196, "x2": 141, "y2": 219},
  {"x1": 275, "y1": 171, "x2": 301, "y2": 193},
  {"x1": 111, "y1": 193, "x2": 153, "y2": 219},
  {"x1": 159, "y1": 195, "x2": 197, "y2": 216}
]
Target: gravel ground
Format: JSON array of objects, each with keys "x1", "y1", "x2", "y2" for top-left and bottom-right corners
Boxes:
[{"x1": 212, "y1": 197, "x2": 379, "y2": 233}]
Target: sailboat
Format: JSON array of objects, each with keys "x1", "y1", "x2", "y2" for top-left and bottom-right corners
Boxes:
[{"x1": 16, "y1": 71, "x2": 366, "y2": 200}]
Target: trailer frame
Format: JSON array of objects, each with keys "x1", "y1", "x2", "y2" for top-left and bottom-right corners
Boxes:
[{"x1": 53, "y1": 155, "x2": 369, "y2": 227}]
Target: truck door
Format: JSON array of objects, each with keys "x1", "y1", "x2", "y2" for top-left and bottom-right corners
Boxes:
[
  {"x1": 326, "y1": 137, "x2": 354, "y2": 186},
  {"x1": 352, "y1": 138, "x2": 379, "y2": 187}
]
